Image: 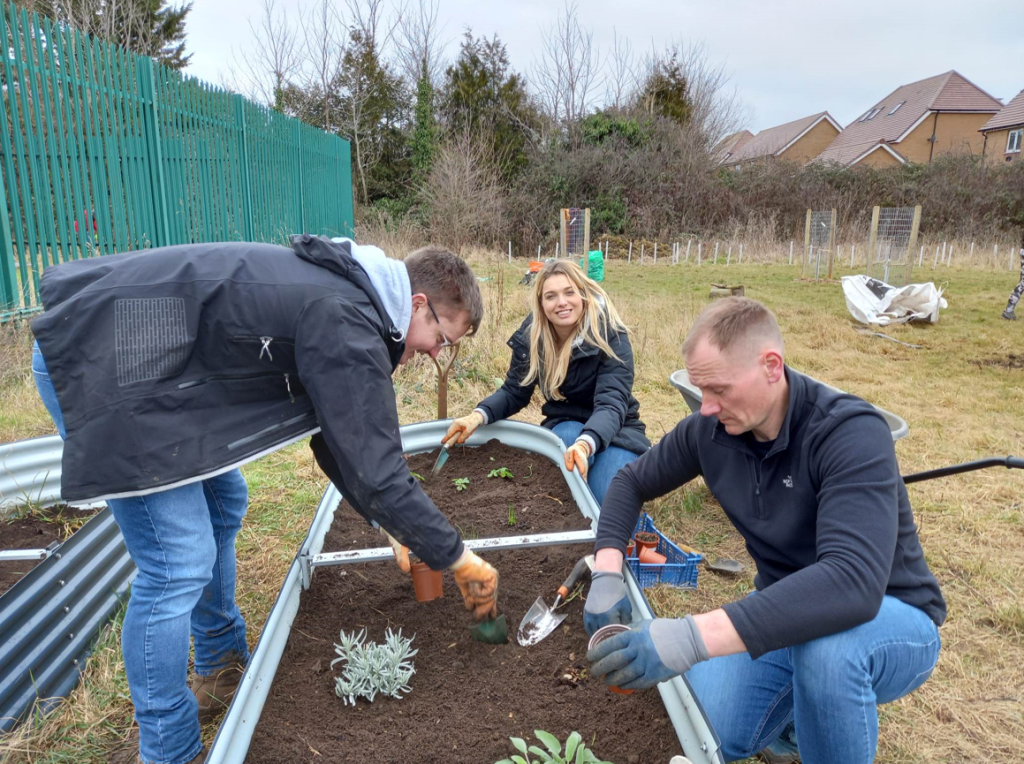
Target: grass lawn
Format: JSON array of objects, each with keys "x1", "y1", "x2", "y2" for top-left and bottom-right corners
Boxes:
[{"x1": 1, "y1": 254, "x2": 1022, "y2": 763}]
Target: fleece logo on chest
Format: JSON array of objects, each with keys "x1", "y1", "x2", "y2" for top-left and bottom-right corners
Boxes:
[{"x1": 783, "y1": 475, "x2": 793, "y2": 488}]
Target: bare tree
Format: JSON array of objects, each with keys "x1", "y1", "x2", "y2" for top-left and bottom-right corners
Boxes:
[
  {"x1": 393, "y1": 0, "x2": 447, "y2": 89},
  {"x1": 605, "y1": 29, "x2": 639, "y2": 111},
  {"x1": 637, "y1": 39, "x2": 748, "y2": 148},
  {"x1": 532, "y1": 2, "x2": 602, "y2": 143},
  {"x1": 420, "y1": 131, "x2": 507, "y2": 249},
  {"x1": 297, "y1": 0, "x2": 346, "y2": 131},
  {"x1": 230, "y1": 0, "x2": 302, "y2": 110}
]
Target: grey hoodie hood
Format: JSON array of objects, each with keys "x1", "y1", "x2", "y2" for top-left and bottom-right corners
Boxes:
[{"x1": 332, "y1": 237, "x2": 412, "y2": 340}]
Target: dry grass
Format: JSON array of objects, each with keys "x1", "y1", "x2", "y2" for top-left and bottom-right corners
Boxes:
[{"x1": 1, "y1": 252, "x2": 1023, "y2": 762}]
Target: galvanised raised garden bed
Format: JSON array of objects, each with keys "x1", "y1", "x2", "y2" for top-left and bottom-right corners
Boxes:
[
  {"x1": 207, "y1": 420, "x2": 724, "y2": 764},
  {"x1": 0, "y1": 435, "x2": 135, "y2": 732}
]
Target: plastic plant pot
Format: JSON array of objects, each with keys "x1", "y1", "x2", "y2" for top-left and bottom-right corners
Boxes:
[
  {"x1": 634, "y1": 532, "x2": 659, "y2": 553},
  {"x1": 638, "y1": 546, "x2": 667, "y2": 565},
  {"x1": 410, "y1": 561, "x2": 443, "y2": 602},
  {"x1": 588, "y1": 623, "x2": 635, "y2": 695},
  {"x1": 626, "y1": 541, "x2": 636, "y2": 558}
]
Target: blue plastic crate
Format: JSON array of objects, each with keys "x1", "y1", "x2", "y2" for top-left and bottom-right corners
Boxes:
[{"x1": 627, "y1": 512, "x2": 701, "y2": 589}]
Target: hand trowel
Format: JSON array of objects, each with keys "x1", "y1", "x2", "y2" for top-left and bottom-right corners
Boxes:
[{"x1": 517, "y1": 555, "x2": 593, "y2": 647}]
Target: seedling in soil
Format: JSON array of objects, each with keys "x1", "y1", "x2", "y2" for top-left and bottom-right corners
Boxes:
[
  {"x1": 331, "y1": 628, "x2": 417, "y2": 706},
  {"x1": 488, "y1": 467, "x2": 515, "y2": 480},
  {"x1": 507, "y1": 502, "x2": 517, "y2": 527},
  {"x1": 452, "y1": 477, "x2": 470, "y2": 492},
  {"x1": 494, "y1": 730, "x2": 612, "y2": 764},
  {"x1": 410, "y1": 472, "x2": 424, "y2": 482}
]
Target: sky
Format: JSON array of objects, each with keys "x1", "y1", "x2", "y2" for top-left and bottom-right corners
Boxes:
[{"x1": 184, "y1": 0, "x2": 1024, "y2": 134}]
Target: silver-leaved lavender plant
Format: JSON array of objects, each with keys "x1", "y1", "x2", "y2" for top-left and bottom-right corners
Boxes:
[{"x1": 331, "y1": 627, "x2": 418, "y2": 706}]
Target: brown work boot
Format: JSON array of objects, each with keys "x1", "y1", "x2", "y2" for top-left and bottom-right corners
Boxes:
[{"x1": 192, "y1": 661, "x2": 245, "y2": 724}]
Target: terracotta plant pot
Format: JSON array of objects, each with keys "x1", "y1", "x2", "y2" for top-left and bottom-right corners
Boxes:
[
  {"x1": 587, "y1": 624, "x2": 635, "y2": 695},
  {"x1": 633, "y1": 531, "x2": 659, "y2": 553},
  {"x1": 638, "y1": 546, "x2": 667, "y2": 565},
  {"x1": 625, "y1": 541, "x2": 636, "y2": 558},
  {"x1": 410, "y1": 561, "x2": 443, "y2": 602}
]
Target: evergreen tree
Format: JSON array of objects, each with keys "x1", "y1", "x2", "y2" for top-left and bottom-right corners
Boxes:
[
  {"x1": 410, "y1": 60, "x2": 438, "y2": 184},
  {"x1": 638, "y1": 53, "x2": 691, "y2": 126},
  {"x1": 441, "y1": 31, "x2": 535, "y2": 181}
]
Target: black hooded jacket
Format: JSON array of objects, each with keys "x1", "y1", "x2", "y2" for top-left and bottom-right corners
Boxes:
[
  {"x1": 476, "y1": 316, "x2": 649, "y2": 455},
  {"x1": 31, "y1": 236, "x2": 463, "y2": 569}
]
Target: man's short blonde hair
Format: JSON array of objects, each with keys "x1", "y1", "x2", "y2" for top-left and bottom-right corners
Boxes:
[{"x1": 681, "y1": 297, "x2": 784, "y2": 359}]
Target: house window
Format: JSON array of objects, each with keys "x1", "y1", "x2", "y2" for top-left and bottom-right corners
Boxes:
[
  {"x1": 859, "y1": 108, "x2": 882, "y2": 122},
  {"x1": 888, "y1": 101, "x2": 905, "y2": 116},
  {"x1": 1008, "y1": 129, "x2": 1023, "y2": 154}
]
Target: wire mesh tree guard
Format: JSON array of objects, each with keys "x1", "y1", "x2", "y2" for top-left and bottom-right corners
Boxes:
[
  {"x1": 802, "y1": 209, "x2": 837, "y2": 281},
  {"x1": 867, "y1": 205, "x2": 922, "y2": 286},
  {"x1": 559, "y1": 208, "x2": 590, "y2": 258}
]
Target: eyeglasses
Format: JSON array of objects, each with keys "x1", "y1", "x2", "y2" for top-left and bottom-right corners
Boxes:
[{"x1": 425, "y1": 297, "x2": 453, "y2": 348}]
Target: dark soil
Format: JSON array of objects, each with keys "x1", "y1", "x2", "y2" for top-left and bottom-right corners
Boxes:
[
  {"x1": 323, "y1": 441, "x2": 592, "y2": 552},
  {"x1": 972, "y1": 353, "x2": 1024, "y2": 370},
  {"x1": 247, "y1": 544, "x2": 682, "y2": 764},
  {"x1": 0, "y1": 506, "x2": 94, "y2": 596}
]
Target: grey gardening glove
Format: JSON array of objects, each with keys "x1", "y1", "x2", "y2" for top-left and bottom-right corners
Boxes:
[
  {"x1": 583, "y1": 571, "x2": 633, "y2": 636},
  {"x1": 587, "y1": 616, "x2": 709, "y2": 690}
]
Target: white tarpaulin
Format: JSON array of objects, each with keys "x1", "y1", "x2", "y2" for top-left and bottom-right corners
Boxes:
[{"x1": 841, "y1": 275, "x2": 947, "y2": 326}]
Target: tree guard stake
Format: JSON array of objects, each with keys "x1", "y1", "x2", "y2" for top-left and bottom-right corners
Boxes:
[{"x1": 431, "y1": 342, "x2": 461, "y2": 419}]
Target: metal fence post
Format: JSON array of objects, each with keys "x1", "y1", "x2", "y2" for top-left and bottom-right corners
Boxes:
[
  {"x1": 141, "y1": 58, "x2": 170, "y2": 247},
  {"x1": 234, "y1": 95, "x2": 255, "y2": 241},
  {"x1": 0, "y1": 184, "x2": 16, "y2": 311},
  {"x1": 295, "y1": 120, "x2": 305, "y2": 233}
]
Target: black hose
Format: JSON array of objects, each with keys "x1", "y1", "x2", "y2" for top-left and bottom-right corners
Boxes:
[{"x1": 902, "y1": 456, "x2": 1024, "y2": 484}]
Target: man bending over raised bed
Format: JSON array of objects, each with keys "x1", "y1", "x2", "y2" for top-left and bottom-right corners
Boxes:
[
  {"x1": 583, "y1": 296, "x2": 945, "y2": 764},
  {"x1": 30, "y1": 235, "x2": 498, "y2": 764}
]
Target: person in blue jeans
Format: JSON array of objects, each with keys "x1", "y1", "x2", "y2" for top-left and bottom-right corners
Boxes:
[
  {"x1": 583, "y1": 297, "x2": 945, "y2": 764},
  {"x1": 28, "y1": 237, "x2": 499, "y2": 764},
  {"x1": 444, "y1": 260, "x2": 649, "y2": 505},
  {"x1": 33, "y1": 342, "x2": 250, "y2": 761}
]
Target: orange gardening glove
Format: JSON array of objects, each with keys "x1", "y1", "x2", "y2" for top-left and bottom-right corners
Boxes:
[
  {"x1": 450, "y1": 549, "x2": 499, "y2": 621},
  {"x1": 564, "y1": 439, "x2": 591, "y2": 480},
  {"x1": 444, "y1": 411, "x2": 485, "y2": 446},
  {"x1": 381, "y1": 529, "x2": 411, "y2": 574}
]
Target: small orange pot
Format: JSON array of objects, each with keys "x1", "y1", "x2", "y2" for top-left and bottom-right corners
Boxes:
[
  {"x1": 625, "y1": 541, "x2": 636, "y2": 558},
  {"x1": 638, "y1": 546, "x2": 667, "y2": 565},
  {"x1": 410, "y1": 561, "x2": 443, "y2": 602},
  {"x1": 588, "y1": 624, "x2": 635, "y2": 695}
]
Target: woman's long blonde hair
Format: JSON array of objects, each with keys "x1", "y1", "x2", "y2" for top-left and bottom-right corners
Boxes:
[{"x1": 521, "y1": 260, "x2": 628, "y2": 401}]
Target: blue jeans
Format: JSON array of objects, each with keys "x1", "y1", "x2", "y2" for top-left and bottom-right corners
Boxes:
[
  {"x1": 686, "y1": 595, "x2": 941, "y2": 764},
  {"x1": 33, "y1": 344, "x2": 250, "y2": 764},
  {"x1": 551, "y1": 420, "x2": 639, "y2": 505}
]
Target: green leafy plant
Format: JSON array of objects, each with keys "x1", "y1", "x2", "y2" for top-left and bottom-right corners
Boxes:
[
  {"x1": 494, "y1": 730, "x2": 612, "y2": 764},
  {"x1": 331, "y1": 628, "x2": 417, "y2": 706},
  {"x1": 410, "y1": 472, "x2": 424, "y2": 482},
  {"x1": 507, "y1": 502, "x2": 516, "y2": 527},
  {"x1": 452, "y1": 477, "x2": 470, "y2": 492},
  {"x1": 488, "y1": 467, "x2": 514, "y2": 480}
]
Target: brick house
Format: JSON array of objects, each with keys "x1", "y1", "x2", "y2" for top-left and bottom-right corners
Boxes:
[
  {"x1": 814, "y1": 71, "x2": 1003, "y2": 167},
  {"x1": 980, "y1": 89, "x2": 1024, "y2": 166},
  {"x1": 720, "y1": 113, "x2": 840, "y2": 169}
]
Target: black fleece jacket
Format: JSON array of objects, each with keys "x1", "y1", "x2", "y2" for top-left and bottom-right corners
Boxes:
[{"x1": 596, "y1": 368, "x2": 946, "y2": 659}]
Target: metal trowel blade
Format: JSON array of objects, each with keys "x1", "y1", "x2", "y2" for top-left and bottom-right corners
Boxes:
[
  {"x1": 516, "y1": 596, "x2": 568, "y2": 647},
  {"x1": 429, "y1": 445, "x2": 450, "y2": 478}
]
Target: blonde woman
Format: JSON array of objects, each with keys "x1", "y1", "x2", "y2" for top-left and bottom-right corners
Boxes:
[{"x1": 445, "y1": 260, "x2": 649, "y2": 504}]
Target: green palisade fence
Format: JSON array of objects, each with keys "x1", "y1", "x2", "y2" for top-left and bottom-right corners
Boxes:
[{"x1": 0, "y1": 3, "x2": 354, "y2": 318}]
